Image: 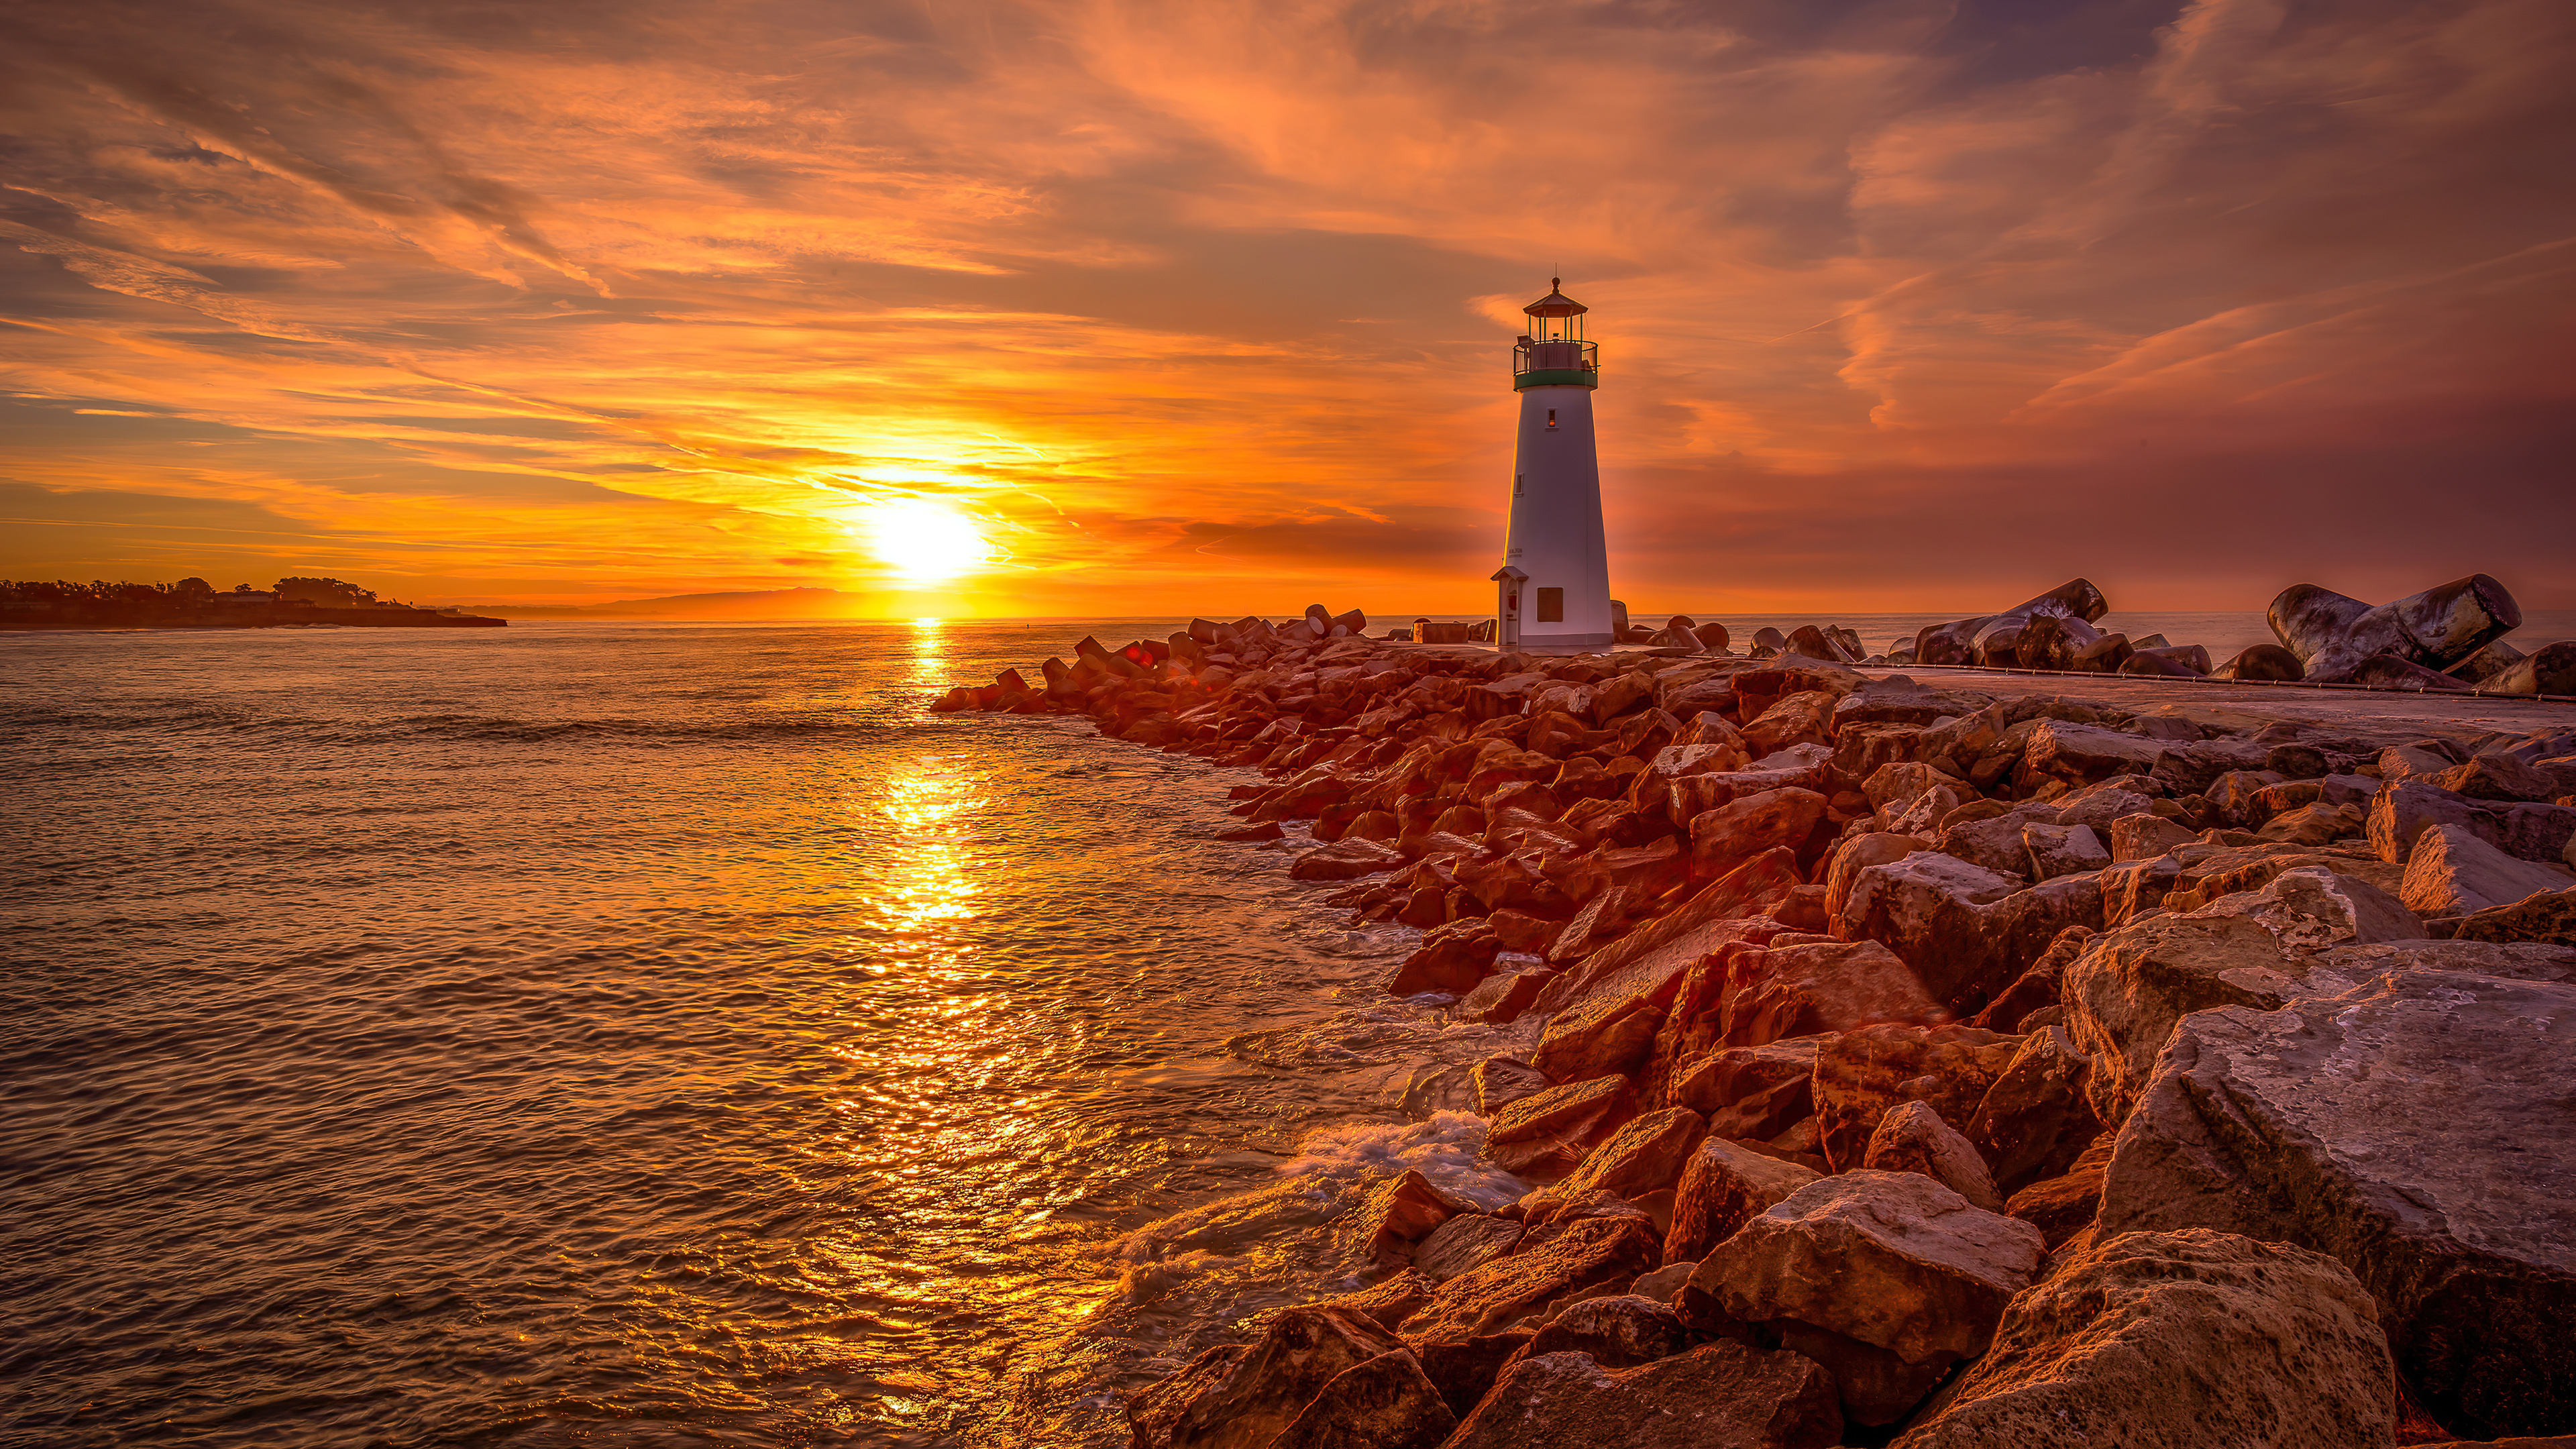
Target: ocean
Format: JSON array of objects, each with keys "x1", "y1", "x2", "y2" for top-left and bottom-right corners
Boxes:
[{"x1": 4, "y1": 607, "x2": 2567, "y2": 1446}]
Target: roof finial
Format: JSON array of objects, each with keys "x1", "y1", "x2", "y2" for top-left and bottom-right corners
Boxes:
[{"x1": 1552, "y1": 276, "x2": 1561, "y2": 290}]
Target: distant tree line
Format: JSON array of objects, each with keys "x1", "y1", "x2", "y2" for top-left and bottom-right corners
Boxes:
[{"x1": 1, "y1": 576, "x2": 387, "y2": 605}]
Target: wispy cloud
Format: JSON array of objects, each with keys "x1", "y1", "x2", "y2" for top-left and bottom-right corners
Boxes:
[{"x1": 1, "y1": 0, "x2": 2569, "y2": 610}]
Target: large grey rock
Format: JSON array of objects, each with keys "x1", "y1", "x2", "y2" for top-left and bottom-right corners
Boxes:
[
  {"x1": 1665, "y1": 1135, "x2": 1820, "y2": 1263},
  {"x1": 1864, "y1": 1102, "x2": 2001, "y2": 1211},
  {"x1": 2402, "y1": 823, "x2": 2572, "y2": 916},
  {"x1": 2185, "y1": 863, "x2": 2426, "y2": 953},
  {"x1": 1890, "y1": 1229, "x2": 2393, "y2": 1449},
  {"x1": 2097, "y1": 967, "x2": 2576, "y2": 1436},
  {"x1": 1694, "y1": 1171, "x2": 2045, "y2": 1424},
  {"x1": 2060, "y1": 913, "x2": 2311, "y2": 1123},
  {"x1": 2268, "y1": 575, "x2": 2520, "y2": 684},
  {"x1": 1444, "y1": 1342, "x2": 1841, "y2": 1449}
]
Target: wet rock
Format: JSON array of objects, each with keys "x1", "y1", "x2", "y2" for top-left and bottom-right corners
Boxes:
[
  {"x1": 1811, "y1": 1024, "x2": 2021, "y2": 1172},
  {"x1": 2402, "y1": 823, "x2": 2573, "y2": 916},
  {"x1": 1458, "y1": 961, "x2": 1554, "y2": 1024},
  {"x1": 1446, "y1": 1342, "x2": 1841, "y2": 1449},
  {"x1": 1555, "y1": 1107, "x2": 1706, "y2": 1201},
  {"x1": 1415, "y1": 1215, "x2": 1526, "y2": 1283},
  {"x1": 1533, "y1": 851, "x2": 1795, "y2": 1018},
  {"x1": 1693, "y1": 1171, "x2": 2045, "y2": 1423},
  {"x1": 1362, "y1": 1169, "x2": 1477, "y2": 1271},
  {"x1": 1485, "y1": 1075, "x2": 1633, "y2": 1179},
  {"x1": 1296, "y1": 837, "x2": 1409, "y2": 881},
  {"x1": 1403, "y1": 1215, "x2": 1661, "y2": 1344},
  {"x1": 2002, "y1": 1134, "x2": 2113, "y2": 1249},
  {"x1": 1513, "y1": 1293, "x2": 1686, "y2": 1370},
  {"x1": 1890, "y1": 1229, "x2": 2394, "y2": 1449},
  {"x1": 1531, "y1": 976, "x2": 1675, "y2": 1085},
  {"x1": 1669, "y1": 1036, "x2": 1818, "y2": 1139},
  {"x1": 1864, "y1": 1102, "x2": 2001, "y2": 1211},
  {"x1": 1270, "y1": 1349, "x2": 1456, "y2": 1449},
  {"x1": 1126, "y1": 1303, "x2": 1405, "y2": 1449},
  {"x1": 1326, "y1": 1270, "x2": 1439, "y2": 1330},
  {"x1": 1964, "y1": 1024, "x2": 2100, "y2": 1195},
  {"x1": 2097, "y1": 966, "x2": 2576, "y2": 1436},
  {"x1": 2446, "y1": 887, "x2": 2576, "y2": 946},
  {"x1": 1387, "y1": 919, "x2": 1501, "y2": 996},
  {"x1": 1666, "y1": 1135, "x2": 1822, "y2": 1263},
  {"x1": 1472, "y1": 1057, "x2": 1552, "y2": 1116}
]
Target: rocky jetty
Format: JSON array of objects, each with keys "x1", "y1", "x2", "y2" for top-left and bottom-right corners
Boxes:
[{"x1": 930, "y1": 594, "x2": 2576, "y2": 1447}]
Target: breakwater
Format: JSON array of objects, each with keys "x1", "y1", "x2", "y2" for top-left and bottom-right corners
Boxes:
[{"x1": 934, "y1": 603, "x2": 2576, "y2": 1446}]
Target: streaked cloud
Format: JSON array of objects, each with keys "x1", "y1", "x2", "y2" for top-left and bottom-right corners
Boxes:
[{"x1": 2, "y1": 0, "x2": 2569, "y2": 612}]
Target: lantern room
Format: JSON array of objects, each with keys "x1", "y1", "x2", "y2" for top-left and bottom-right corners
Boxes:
[{"x1": 1511, "y1": 278, "x2": 1600, "y2": 390}]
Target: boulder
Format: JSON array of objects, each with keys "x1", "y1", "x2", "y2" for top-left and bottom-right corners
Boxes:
[
  {"x1": 2186, "y1": 863, "x2": 2426, "y2": 953},
  {"x1": 1471, "y1": 1057, "x2": 1552, "y2": 1116},
  {"x1": 1890, "y1": 1229, "x2": 2394, "y2": 1449},
  {"x1": 1414, "y1": 1214, "x2": 1526, "y2": 1283},
  {"x1": 2402, "y1": 823, "x2": 2572, "y2": 916},
  {"x1": 1531, "y1": 977, "x2": 1673, "y2": 1085},
  {"x1": 1824, "y1": 833, "x2": 1920, "y2": 920},
  {"x1": 2489, "y1": 640, "x2": 2576, "y2": 696},
  {"x1": 2002, "y1": 1134, "x2": 2113, "y2": 1249},
  {"x1": 1387, "y1": 919, "x2": 1501, "y2": 996},
  {"x1": 1863, "y1": 1102, "x2": 2002, "y2": 1211},
  {"x1": 2025, "y1": 720, "x2": 2164, "y2": 784},
  {"x1": 1295, "y1": 837, "x2": 1409, "y2": 881},
  {"x1": 1458, "y1": 961, "x2": 1554, "y2": 1024},
  {"x1": 2021, "y1": 821, "x2": 2109, "y2": 880},
  {"x1": 2059, "y1": 912, "x2": 2307, "y2": 1123},
  {"x1": 1325, "y1": 1270, "x2": 1439, "y2": 1331},
  {"x1": 1485, "y1": 1075, "x2": 1633, "y2": 1179},
  {"x1": 1913, "y1": 582, "x2": 2107, "y2": 667},
  {"x1": 1666, "y1": 1135, "x2": 1822, "y2": 1263},
  {"x1": 1811, "y1": 1024, "x2": 2021, "y2": 1171},
  {"x1": 1532, "y1": 851, "x2": 1795, "y2": 1018},
  {"x1": 1444, "y1": 1342, "x2": 1841, "y2": 1449},
  {"x1": 1553, "y1": 1106, "x2": 1706, "y2": 1201},
  {"x1": 1689, "y1": 788, "x2": 1830, "y2": 879},
  {"x1": 1668, "y1": 1036, "x2": 1818, "y2": 1139},
  {"x1": 1511, "y1": 1293, "x2": 1686, "y2": 1371},
  {"x1": 2212, "y1": 643, "x2": 2305, "y2": 681},
  {"x1": 2447, "y1": 887, "x2": 2576, "y2": 946},
  {"x1": 2097, "y1": 967, "x2": 2576, "y2": 1435},
  {"x1": 1401, "y1": 1214, "x2": 1662, "y2": 1345},
  {"x1": 1964, "y1": 1024, "x2": 2100, "y2": 1194},
  {"x1": 1715, "y1": 939, "x2": 1945, "y2": 1050},
  {"x1": 2268, "y1": 574, "x2": 2519, "y2": 684},
  {"x1": 1693, "y1": 1171, "x2": 2045, "y2": 1422},
  {"x1": 1269, "y1": 1350, "x2": 1458, "y2": 1449},
  {"x1": 2432, "y1": 752, "x2": 2563, "y2": 804},
  {"x1": 1839, "y1": 854, "x2": 2104, "y2": 1020},
  {"x1": 1126, "y1": 1304, "x2": 1405, "y2": 1449},
  {"x1": 1359, "y1": 1170, "x2": 1477, "y2": 1272}
]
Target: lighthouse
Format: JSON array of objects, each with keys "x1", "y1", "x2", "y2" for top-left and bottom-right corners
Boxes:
[{"x1": 1493, "y1": 278, "x2": 1611, "y2": 652}]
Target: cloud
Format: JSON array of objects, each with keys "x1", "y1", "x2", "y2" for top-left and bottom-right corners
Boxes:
[{"x1": 0, "y1": 0, "x2": 2568, "y2": 611}]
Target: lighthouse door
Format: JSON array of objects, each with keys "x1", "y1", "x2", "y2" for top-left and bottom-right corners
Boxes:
[{"x1": 1499, "y1": 582, "x2": 1519, "y2": 649}]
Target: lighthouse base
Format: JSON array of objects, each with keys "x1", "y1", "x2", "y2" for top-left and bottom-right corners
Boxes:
[{"x1": 1513, "y1": 631, "x2": 1615, "y2": 655}]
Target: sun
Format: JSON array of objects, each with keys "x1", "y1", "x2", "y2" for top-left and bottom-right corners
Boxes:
[{"x1": 855, "y1": 498, "x2": 991, "y2": 583}]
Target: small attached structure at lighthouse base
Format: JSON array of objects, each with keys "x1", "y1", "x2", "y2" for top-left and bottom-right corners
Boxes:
[{"x1": 1493, "y1": 278, "x2": 1612, "y2": 653}]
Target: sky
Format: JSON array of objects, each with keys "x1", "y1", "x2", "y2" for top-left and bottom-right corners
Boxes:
[{"x1": 2, "y1": 0, "x2": 2571, "y2": 617}]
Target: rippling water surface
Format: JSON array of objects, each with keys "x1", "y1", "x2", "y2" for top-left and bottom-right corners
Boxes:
[{"x1": 1, "y1": 620, "x2": 1527, "y2": 1449}]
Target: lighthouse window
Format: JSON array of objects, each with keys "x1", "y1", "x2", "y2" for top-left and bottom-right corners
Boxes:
[
  {"x1": 1536, "y1": 588, "x2": 1564, "y2": 623},
  {"x1": 1546, "y1": 409, "x2": 1558, "y2": 430}
]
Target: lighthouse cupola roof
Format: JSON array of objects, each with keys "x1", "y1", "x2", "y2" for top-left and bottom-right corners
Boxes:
[{"x1": 1524, "y1": 278, "x2": 1587, "y2": 318}]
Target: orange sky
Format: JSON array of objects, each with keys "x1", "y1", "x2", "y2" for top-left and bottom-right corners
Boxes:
[{"x1": 3, "y1": 0, "x2": 2571, "y2": 616}]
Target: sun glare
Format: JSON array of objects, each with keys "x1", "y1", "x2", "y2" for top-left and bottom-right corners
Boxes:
[{"x1": 858, "y1": 498, "x2": 991, "y2": 584}]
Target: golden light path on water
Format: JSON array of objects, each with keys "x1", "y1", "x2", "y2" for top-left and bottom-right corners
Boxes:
[{"x1": 0, "y1": 616, "x2": 1517, "y2": 1449}]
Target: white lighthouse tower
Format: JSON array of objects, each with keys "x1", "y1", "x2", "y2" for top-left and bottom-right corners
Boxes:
[{"x1": 1493, "y1": 278, "x2": 1612, "y2": 652}]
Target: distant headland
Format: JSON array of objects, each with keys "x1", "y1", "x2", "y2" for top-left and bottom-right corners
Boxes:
[{"x1": 1, "y1": 576, "x2": 504, "y2": 630}]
